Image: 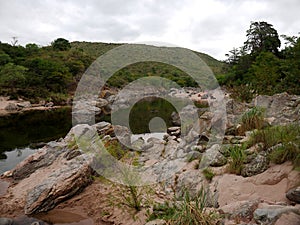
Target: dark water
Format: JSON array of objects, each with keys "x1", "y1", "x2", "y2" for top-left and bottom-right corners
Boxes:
[
  {"x1": 0, "y1": 107, "x2": 72, "y2": 173},
  {"x1": 113, "y1": 96, "x2": 178, "y2": 134},
  {"x1": 0, "y1": 107, "x2": 72, "y2": 153},
  {"x1": 0, "y1": 98, "x2": 179, "y2": 173}
]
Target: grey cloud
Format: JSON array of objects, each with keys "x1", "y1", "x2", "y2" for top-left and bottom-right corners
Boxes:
[{"x1": 0, "y1": 0, "x2": 300, "y2": 60}]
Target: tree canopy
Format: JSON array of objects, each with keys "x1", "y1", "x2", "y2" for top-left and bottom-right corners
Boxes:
[{"x1": 221, "y1": 21, "x2": 300, "y2": 101}]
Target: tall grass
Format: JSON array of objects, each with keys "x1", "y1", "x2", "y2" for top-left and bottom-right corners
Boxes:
[
  {"x1": 147, "y1": 187, "x2": 222, "y2": 225},
  {"x1": 248, "y1": 123, "x2": 300, "y2": 168},
  {"x1": 228, "y1": 145, "x2": 246, "y2": 175},
  {"x1": 239, "y1": 107, "x2": 265, "y2": 135}
]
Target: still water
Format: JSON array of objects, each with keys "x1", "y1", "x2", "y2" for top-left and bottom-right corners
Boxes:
[{"x1": 0, "y1": 97, "x2": 178, "y2": 174}]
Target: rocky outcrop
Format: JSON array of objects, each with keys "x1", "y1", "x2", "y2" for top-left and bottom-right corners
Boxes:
[{"x1": 0, "y1": 124, "x2": 98, "y2": 215}]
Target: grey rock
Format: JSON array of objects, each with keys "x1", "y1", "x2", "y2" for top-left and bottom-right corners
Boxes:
[
  {"x1": 175, "y1": 170, "x2": 206, "y2": 198},
  {"x1": 95, "y1": 98, "x2": 108, "y2": 108},
  {"x1": 64, "y1": 149, "x2": 81, "y2": 160},
  {"x1": 145, "y1": 219, "x2": 166, "y2": 225},
  {"x1": 17, "y1": 101, "x2": 31, "y2": 108},
  {"x1": 241, "y1": 152, "x2": 269, "y2": 177},
  {"x1": 286, "y1": 186, "x2": 300, "y2": 203},
  {"x1": 4, "y1": 103, "x2": 19, "y2": 111},
  {"x1": 167, "y1": 126, "x2": 180, "y2": 133},
  {"x1": 45, "y1": 102, "x2": 54, "y2": 107},
  {"x1": 254, "y1": 205, "x2": 300, "y2": 225},
  {"x1": 0, "y1": 218, "x2": 13, "y2": 225},
  {"x1": 92, "y1": 121, "x2": 111, "y2": 131},
  {"x1": 186, "y1": 151, "x2": 202, "y2": 162},
  {"x1": 12, "y1": 145, "x2": 66, "y2": 180},
  {"x1": 171, "y1": 111, "x2": 181, "y2": 126},
  {"x1": 131, "y1": 137, "x2": 145, "y2": 151},
  {"x1": 24, "y1": 155, "x2": 93, "y2": 214},
  {"x1": 113, "y1": 125, "x2": 131, "y2": 146},
  {"x1": 200, "y1": 144, "x2": 227, "y2": 167}
]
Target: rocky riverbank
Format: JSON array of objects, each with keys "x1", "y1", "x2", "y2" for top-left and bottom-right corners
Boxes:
[
  {"x1": 0, "y1": 90, "x2": 300, "y2": 225},
  {"x1": 0, "y1": 96, "x2": 69, "y2": 117}
]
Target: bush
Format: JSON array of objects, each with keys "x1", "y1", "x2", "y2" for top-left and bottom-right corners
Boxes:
[{"x1": 228, "y1": 145, "x2": 246, "y2": 175}]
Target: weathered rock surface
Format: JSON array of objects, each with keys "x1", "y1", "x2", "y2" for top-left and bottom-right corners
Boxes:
[
  {"x1": 241, "y1": 152, "x2": 269, "y2": 177},
  {"x1": 254, "y1": 204, "x2": 300, "y2": 225},
  {"x1": 0, "y1": 124, "x2": 97, "y2": 215},
  {"x1": 286, "y1": 186, "x2": 300, "y2": 203},
  {"x1": 201, "y1": 144, "x2": 227, "y2": 167},
  {"x1": 215, "y1": 162, "x2": 300, "y2": 207},
  {"x1": 274, "y1": 212, "x2": 300, "y2": 225}
]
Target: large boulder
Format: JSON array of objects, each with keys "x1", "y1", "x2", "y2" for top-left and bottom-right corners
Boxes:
[
  {"x1": 24, "y1": 154, "x2": 93, "y2": 214},
  {"x1": 1, "y1": 124, "x2": 97, "y2": 216}
]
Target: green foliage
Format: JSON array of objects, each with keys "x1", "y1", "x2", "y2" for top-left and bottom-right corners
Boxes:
[
  {"x1": 0, "y1": 39, "x2": 93, "y2": 100},
  {"x1": 248, "y1": 52, "x2": 281, "y2": 95},
  {"x1": 223, "y1": 21, "x2": 300, "y2": 96},
  {"x1": 228, "y1": 145, "x2": 246, "y2": 175},
  {"x1": 228, "y1": 84, "x2": 255, "y2": 103},
  {"x1": 247, "y1": 124, "x2": 300, "y2": 168},
  {"x1": 239, "y1": 106, "x2": 265, "y2": 134},
  {"x1": 0, "y1": 63, "x2": 27, "y2": 92},
  {"x1": 104, "y1": 139, "x2": 127, "y2": 160},
  {"x1": 52, "y1": 38, "x2": 71, "y2": 51},
  {"x1": 202, "y1": 168, "x2": 215, "y2": 182},
  {"x1": 244, "y1": 21, "x2": 281, "y2": 56},
  {"x1": 147, "y1": 187, "x2": 222, "y2": 225}
]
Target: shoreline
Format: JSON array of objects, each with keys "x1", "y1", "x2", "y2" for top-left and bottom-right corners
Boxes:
[{"x1": 0, "y1": 98, "x2": 71, "y2": 117}]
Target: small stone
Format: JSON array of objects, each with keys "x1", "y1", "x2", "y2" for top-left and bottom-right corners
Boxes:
[
  {"x1": 145, "y1": 219, "x2": 167, "y2": 225},
  {"x1": 286, "y1": 186, "x2": 300, "y2": 203}
]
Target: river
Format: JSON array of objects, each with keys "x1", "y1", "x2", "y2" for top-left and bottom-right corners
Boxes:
[{"x1": 0, "y1": 97, "x2": 177, "y2": 174}]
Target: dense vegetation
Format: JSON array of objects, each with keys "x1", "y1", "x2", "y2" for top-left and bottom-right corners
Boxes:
[
  {"x1": 0, "y1": 21, "x2": 299, "y2": 103},
  {"x1": 220, "y1": 21, "x2": 300, "y2": 101},
  {"x1": 0, "y1": 38, "x2": 93, "y2": 103},
  {"x1": 0, "y1": 38, "x2": 225, "y2": 103}
]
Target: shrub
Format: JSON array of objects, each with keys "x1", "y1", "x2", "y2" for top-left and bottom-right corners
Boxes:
[
  {"x1": 239, "y1": 106, "x2": 265, "y2": 134},
  {"x1": 228, "y1": 145, "x2": 246, "y2": 175}
]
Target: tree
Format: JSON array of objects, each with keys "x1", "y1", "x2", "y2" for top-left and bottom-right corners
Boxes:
[
  {"x1": 0, "y1": 52, "x2": 12, "y2": 65},
  {"x1": 0, "y1": 63, "x2": 27, "y2": 91},
  {"x1": 51, "y1": 38, "x2": 71, "y2": 51},
  {"x1": 248, "y1": 52, "x2": 281, "y2": 94},
  {"x1": 244, "y1": 21, "x2": 281, "y2": 56}
]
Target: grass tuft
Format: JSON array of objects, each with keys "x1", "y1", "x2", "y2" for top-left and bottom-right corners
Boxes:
[
  {"x1": 239, "y1": 106, "x2": 265, "y2": 135},
  {"x1": 228, "y1": 145, "x2": 246, "y2": 175}
]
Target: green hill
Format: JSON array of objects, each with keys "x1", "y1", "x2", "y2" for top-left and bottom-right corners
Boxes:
[{"x1": 71, "y1": 41, "x2": 226, "y2": 88}]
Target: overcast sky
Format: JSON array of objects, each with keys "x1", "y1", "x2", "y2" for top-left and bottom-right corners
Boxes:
[{"x1": 0, "y1": 0, "x2": 299, "y2": 60}]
